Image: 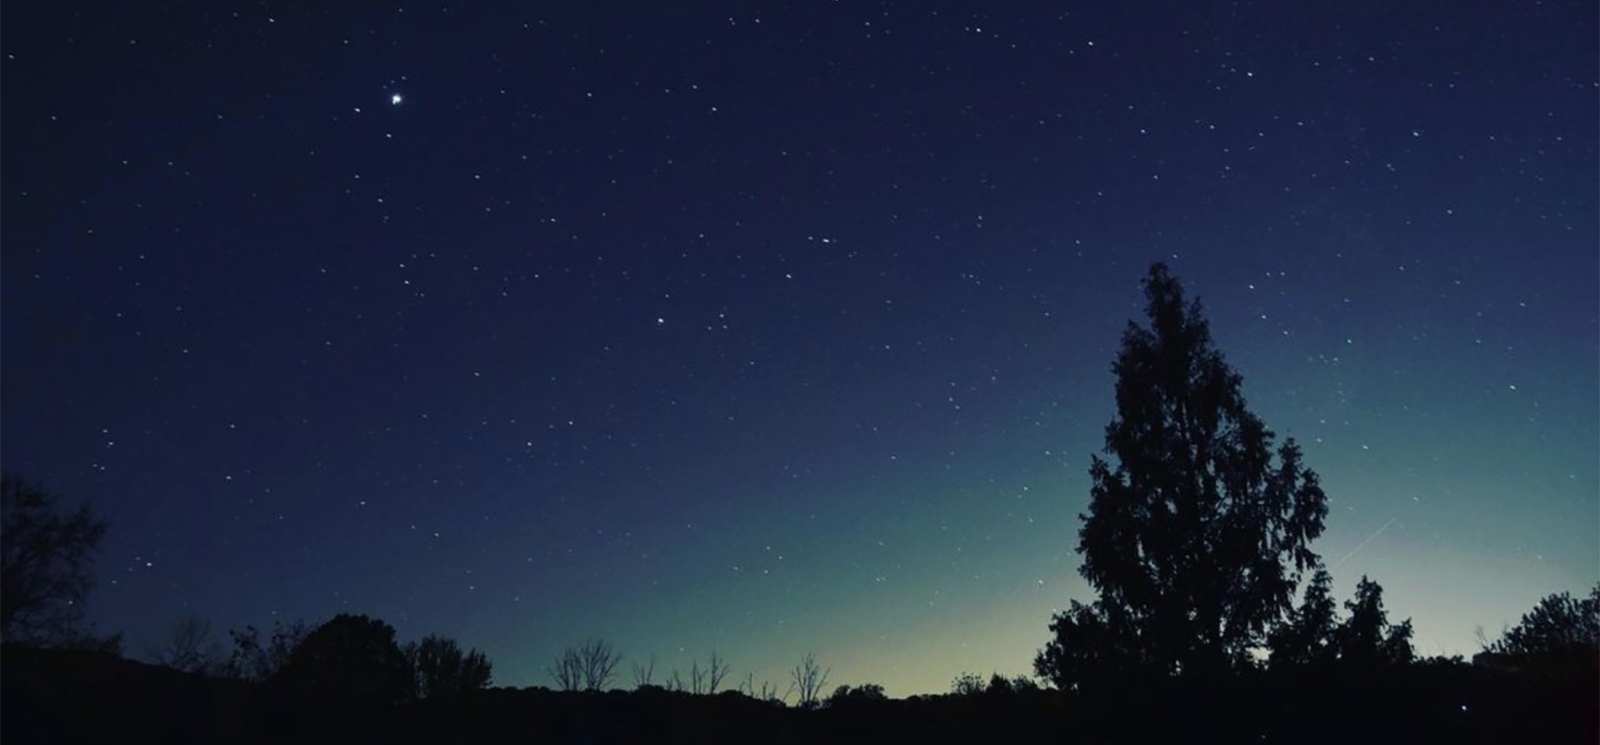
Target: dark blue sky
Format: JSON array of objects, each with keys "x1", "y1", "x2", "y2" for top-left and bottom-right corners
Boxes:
[{"x1": 3, "y1": 1, "x2": 1595, "y2": 694}]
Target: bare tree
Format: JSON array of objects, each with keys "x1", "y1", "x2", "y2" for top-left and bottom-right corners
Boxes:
[
  {"x1": 151, "y1": 615, "x2": 224, "y2": 675},
  {"x1": 548, "y1": 647, "x2": 583, "y2": 691},
  {"x1": 687, "y1": 654, "x2": 731, "y2": 695},
  {"x1": 665, "y1": 668, "x2": 686, "y2": 692},
  {"x1": 549, "y1": 639, "x2": 622, "y2": 691},
  {"x1": 631, "y1": 654, "x2": 657, "y2": 688},
  {"x1": 788, "y1": 653, "x2": 830, "y2": 710},
  {"x1": 706, "y1": 650, "x2": 730, "y2": 692}
]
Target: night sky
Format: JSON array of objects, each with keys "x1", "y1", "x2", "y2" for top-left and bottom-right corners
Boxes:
[{"x1": 2, "y1": 1, "x2": 1595, "y2": 696}]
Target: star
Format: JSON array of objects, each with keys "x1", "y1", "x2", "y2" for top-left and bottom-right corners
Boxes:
[{"x1": 391, "y1": 93, "x2": 403, "y2": 105}]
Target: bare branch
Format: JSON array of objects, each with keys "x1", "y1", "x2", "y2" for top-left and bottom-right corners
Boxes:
[
  {"x1": 547, "y1": 647, "x2": 583, "y2": 691},
  {"x1": 631, "y1": 654, "x2": 657, "y2": 688},
  {"x1": 150, "y1": 615, "x2": 224, "y2": 675},
  {"x1": 789, "y1": 653, "x2": 830, "y2": 709},
  {"x1": 706, "y1": 650, "x2": 729, "y2": 692},
  {"x1": 549, "y1": 639, "x2": 621, "y2": 691}
]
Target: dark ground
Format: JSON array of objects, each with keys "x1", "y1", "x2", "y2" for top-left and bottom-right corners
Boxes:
[{"x1": 3, "y1": 645, "x2": 1595, "y2": 744}]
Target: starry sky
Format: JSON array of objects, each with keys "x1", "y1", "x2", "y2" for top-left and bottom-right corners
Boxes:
[{"x1": 2, "y1": 1, "x2": 1595, "y2": 696}]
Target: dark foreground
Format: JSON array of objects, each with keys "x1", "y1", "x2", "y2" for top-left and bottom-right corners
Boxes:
[{"x1": 3, "y1": 645, "x2": 1595, "y2": 745}]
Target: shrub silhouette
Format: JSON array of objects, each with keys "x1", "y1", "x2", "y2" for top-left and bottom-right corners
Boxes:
[
  {"x1": 271, "y1": 614, "x2": 412, "y2": 717},
  {"x1": 408, "y1": 634, "x2": 493, "y2": 698},
  {"x1": 826, "y1": 683, "x2": 886, "y2": 708},
  {"x1": 949, "y1": 672, "x2": 985, "y2": 696}
]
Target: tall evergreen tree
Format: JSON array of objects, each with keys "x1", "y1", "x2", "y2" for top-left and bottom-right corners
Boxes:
[{"x1": 1040, "y1": 264, "x2": 1330, "y2": 683}]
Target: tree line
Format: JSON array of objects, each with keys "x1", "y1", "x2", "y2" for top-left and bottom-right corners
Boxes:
[{"x1": 3, "y1": 264, "x2": 1595, "y2": 715}]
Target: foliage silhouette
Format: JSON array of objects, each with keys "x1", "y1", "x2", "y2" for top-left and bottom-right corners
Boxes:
[
  {"x1": 0, "y1": 471, "x2": 111, "y2": 647},
  {"x1": 1039, "y1": 263, "x2": 1330, "y2": 685},
  {"x1": 1334, "y1": 574, "x2": 1414, "y2": 668},
  {"x1": 827, "y1": 682, "x2": 887, "y2": 708},
  {"x1": 1489, "y1": 583, "x2": 1600, "y2": 656},
  {"x1": 1482, "y1": 583, "x2": 1600, "y2": 678},
  {"x1": 1033, "y1": 599, "x2": 1141, "y2": 691},
  {"x1": 1267, "y1": 566, "x2": 1339, "y2": 669},
  {"x1": 984, "y1": 673, "x2": 1039, "y2": 695},
  {"x1": 949, "y1": 672, "x2": 985, "y2": 696},
  {"x1": 271, "y1": 613, "x2": 413, "y2": 716},
  {"x1": 407, "y1": 634, "x2": 492, "y2": 698},
  {"x1": 224, "y1": 619, "x2": 310, "y2": 682}
]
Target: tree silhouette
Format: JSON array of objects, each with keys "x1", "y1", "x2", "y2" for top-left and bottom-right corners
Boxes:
[
  {"x1": 827, "y1": 682, "x2": 886, "y2": 708},
  {"x1": 1485, "y1": 583, "x2": 1600, "y2": 672},
  {"x1": 1334, "y1": 575, "x2": 1414, "y2": 668},
  {"x1": 548, "y1": 639, "x2": 622, "y2": 691},
  {"x1": 408, "y1": 633, "x2": 493, "y2": 698},
  {"x1": 631, "y1": 654, "x2": 658, "y2": 688},
  {"x1": 984, "y1": 673, "x2": 1039, "y2": 694},
  {"x1": 272, "y1": 614, "x2": 413, "y2": 712},
  {"x1": 225, "y1": 619, "x2": 310, "y2": 682},
  {"x1": 1040, "y1": 264, "x2": 1329, "y2": 684},
  {"x1": 788, "y1": 653, "x2": 830, "y2": 709},
  {"x1": 151, "y1": 614, "x2": 226, "y2": 675},
  {"x1": 1266, "y1": 566, "x2": 1339, "y2": 669},
  {"x1": 688, "y1": 651, "x2": 730, "y2": 694},
  {"x1": 0, "y1": 471, "x2": 110, "y2": 646}
]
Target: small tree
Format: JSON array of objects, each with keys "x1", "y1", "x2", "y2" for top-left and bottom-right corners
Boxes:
[
  {"x1": 549, "y1": 639, "x2": 621, "y2": 691},
  {"x1": 950, "y1": 672, "x2": 985, "y2": 696},
  {"x1": 0, "y1": 471, "x2": 111, "y2": 646},
  {"x1": 631, "y1": 654, "x2": 658, "y2": 688},
  {"x1": 152, "y1": 615, "x2": 226, "y2": 675},
  {"x1": 689, "y1": 651, "x2": 730, "y2": 694},
  {"x1": 410, "y1": 634, "x2": 493, "y2": 698},
  {"x1": 788, "y1": 653, "x2": 830, "y2": 710},
  {"x1": 1267, "y1": 567, "x2": 1339, "y2": 669},
  {"x1": 1334, "y1": 576, "x2": 1414, "y2": 668}
]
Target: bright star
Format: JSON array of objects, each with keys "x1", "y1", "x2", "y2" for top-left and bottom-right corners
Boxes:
[{"x1": 391, "y1": 93, "x2": 403, "y2": 105}]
